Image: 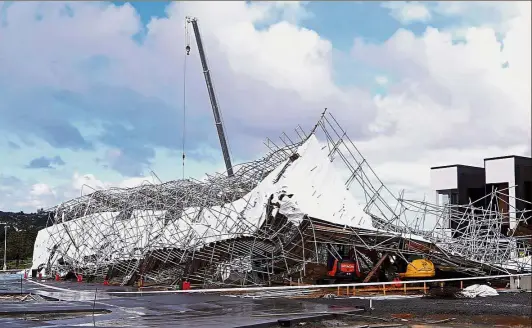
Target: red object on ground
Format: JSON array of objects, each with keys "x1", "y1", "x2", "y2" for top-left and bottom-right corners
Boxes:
[
  {"x1": 55, "y1": 273, "x2": 60, "y2": 281},
  {"x1": 76, "y1": 274, "x2": 83, "y2": 283},
  {"x1": 23, "y1": 271, "x2": 28, "y2": 279},
  {"x1": 182, "y1": 281, "x2": 191, "y2": 290},
  {"x1": 38, "y1": 272, "x2": 42, "y2": 280},
  {"x1": 392, "y1": 277, "x2": 402, "y2": 288},
  {"x1": 103, "y1": 279, "x2": 109, "y2": 286}
]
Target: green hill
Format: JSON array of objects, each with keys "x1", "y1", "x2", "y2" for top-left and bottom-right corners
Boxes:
[{"x1": 0, "y1": 210, "x2": 49, "y2": 268}]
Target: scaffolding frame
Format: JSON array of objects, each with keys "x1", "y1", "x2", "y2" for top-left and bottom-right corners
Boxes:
[{"x1": 38, "y1": 111, "x2": 531, "y2": 287}]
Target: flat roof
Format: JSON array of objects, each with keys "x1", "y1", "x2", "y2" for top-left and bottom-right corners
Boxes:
[
  {"x1": 430, "y1": 164, "x2": 484, "y2": 170},
  {"x1": 484, "y1": 155, "x2": 532, "y2": 162}
]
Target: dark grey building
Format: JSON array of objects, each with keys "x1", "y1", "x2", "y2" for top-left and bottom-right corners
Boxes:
[{"x1": 431, "y1": 155, "x2": 532, "y2": 237}]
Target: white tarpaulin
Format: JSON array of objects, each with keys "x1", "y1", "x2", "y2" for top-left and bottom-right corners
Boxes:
[{"x1": 460, "y1": 284, "x2": 499, "y2": 298}]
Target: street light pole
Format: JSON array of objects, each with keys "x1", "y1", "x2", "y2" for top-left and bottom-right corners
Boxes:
[{"x1": 3, "y1": 225, "x2": 6, "y2": 271}]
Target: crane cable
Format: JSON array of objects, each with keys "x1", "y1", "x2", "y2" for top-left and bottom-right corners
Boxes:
[{"x1": 182, "y1": 20, "x2": 191, "y2": 180}]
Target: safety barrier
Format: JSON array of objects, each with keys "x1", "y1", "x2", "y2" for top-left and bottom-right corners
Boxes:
[{"x1": 24, "y1": 273, "x2": 531, "y2": 296}]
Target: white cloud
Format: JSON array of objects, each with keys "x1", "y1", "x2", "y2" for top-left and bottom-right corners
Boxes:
[
  {"x1": 71, "y1": 173, "x2": 109, "y2": 193},
  {"x1": 13, "y1": 183, "x2": 57, "y2": 210},
  {"x1": 71, "y1": 172, "x2": 158, "y2": 195},
  {"x1": 382, "y1": 1, "x2": 432, "y2": 25},
  {"x1": 1, "y1": 173, "x2": 160, "y2": 212},
  {"x1": 351, "y1": 0, "x2": 531, "y2": 198},
  {"x1": 0, "y1": 1, "x2": 359, "y2": 140},
  {"x1": 0, "y1": 1, "x2": 530, "y2": 212},
  {"x1": 433, "y1": 1, "x2": 525, "y2": 28},
  {"x1": 30, "y1": 183, "x2": 55, "y2": 197},
  {"x1": 375, "y1": 75, "x2": 389, "y2": 85}
]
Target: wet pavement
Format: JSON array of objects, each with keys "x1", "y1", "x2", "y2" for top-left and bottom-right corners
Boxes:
[
  {"x1": 304, "y1": 290, "x2": 532, "y2": 328},
  {"x1": 0, "y1": 275, "x2": 364, "y2": 327},
  {"x1": 2, "y1": 275, "x2": 530, "y2": 327}
]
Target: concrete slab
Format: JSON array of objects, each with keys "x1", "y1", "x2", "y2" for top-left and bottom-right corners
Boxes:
[
  {"x1": 0, "y1": 291, "x2": 32, "y2": 295},
  {"x1": 0, "y1": 318, "x2": 47, "y2": 328},
  {"x1": 0, "y1": 303, "x2": 110, "y2": 315}
]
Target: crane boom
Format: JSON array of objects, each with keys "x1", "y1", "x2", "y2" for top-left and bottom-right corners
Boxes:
[{"x1": 186, "y1": 16, "x2": 234, "y2": 177}]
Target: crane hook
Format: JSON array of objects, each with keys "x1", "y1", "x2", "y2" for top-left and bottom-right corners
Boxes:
[{"x1": 185, "y1": 17, "x2": 191, "y2": 56}]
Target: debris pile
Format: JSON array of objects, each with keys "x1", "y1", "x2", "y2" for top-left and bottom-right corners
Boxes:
[{"x1": 30, "y1": 112, "x2": 531, "y2": 287}]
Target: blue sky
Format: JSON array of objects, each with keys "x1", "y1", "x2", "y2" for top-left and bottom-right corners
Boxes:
[{"x1": 0, "y1": 1, "x2": 530, "y2": 211}]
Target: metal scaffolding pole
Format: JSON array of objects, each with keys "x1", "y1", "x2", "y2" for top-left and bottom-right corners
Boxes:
[{"x1": 37, "y1": 111, "x2": 530, "y2": 287}]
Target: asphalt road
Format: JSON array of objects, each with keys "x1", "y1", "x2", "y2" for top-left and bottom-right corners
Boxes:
[
  {"x1": 1, "y1": 278, "x2": 364, "y2": 328},
  {"x1": 2, "y1": 276, "x2": 531, "y2": 327}
]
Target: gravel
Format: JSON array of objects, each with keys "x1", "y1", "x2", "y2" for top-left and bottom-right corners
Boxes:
[{"x1": 304, "y1": 292, "x2": 532, "y2": 317}]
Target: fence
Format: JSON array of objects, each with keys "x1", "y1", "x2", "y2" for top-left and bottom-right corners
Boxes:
[
  {"x1": 1, "y1": 259, "x2": 32, "y2": 271},
  {"x1": 25, "y1": 273, "x2": 532, "y2": 296}
]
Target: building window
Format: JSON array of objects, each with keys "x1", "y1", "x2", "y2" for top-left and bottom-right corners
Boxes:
[{"x1": 440, "y1": 194, "x2": 450, "y2": 206}]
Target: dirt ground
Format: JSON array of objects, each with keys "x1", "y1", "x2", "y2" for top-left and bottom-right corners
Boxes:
[
  {"x1": 298, "y1": 314, "x2": 532, "y2": 327},
  {"x1": 290, "y1": 292, "x2": 532, "y2": 328}
]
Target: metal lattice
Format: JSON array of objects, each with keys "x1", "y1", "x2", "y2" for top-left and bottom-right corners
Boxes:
[{"x1": 32, "y1": 111, "x2": 531, "y2": 287}]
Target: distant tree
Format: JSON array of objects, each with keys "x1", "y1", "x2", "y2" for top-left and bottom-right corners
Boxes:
[{"x1": 0, "y1": 210, "x2": 48, "y2": 264}]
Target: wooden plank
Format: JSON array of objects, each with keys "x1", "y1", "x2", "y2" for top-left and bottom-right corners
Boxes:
[{"x1": 362, "y1": 253, "x2": 389, "y2": 283}]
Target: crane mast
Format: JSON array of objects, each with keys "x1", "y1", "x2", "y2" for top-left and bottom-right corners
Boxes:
[{"x1": 186, "y1": 16, "x2": 234, "y2": 177}]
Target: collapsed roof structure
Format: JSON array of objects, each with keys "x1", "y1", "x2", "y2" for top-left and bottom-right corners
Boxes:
[{"x1": 31, "y1": 112, "x2": 531, "y2": 287}]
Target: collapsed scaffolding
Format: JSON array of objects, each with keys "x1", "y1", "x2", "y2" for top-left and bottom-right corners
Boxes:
[
  {"x1": 32, "y1": 111, "x2": 531, "y2": 287},
  {"x1": 400, "y1": 189, "x2": 532, "y2": 272}
]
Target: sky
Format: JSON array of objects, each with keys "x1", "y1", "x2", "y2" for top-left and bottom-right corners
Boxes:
[{"x1": 0, "y1": 1, "x2": 530, "y2": 212}]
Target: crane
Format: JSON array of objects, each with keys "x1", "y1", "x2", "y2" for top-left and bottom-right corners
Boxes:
[{"x1": 185, "y1": 16, "x2": 234, "y2": 177}]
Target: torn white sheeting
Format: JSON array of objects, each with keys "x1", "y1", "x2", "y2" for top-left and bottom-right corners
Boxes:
[
  {"x1": 460, "y1": 284, "x2": 499, "y2": 298},
  {"x1": 32, "y1": 135, "x2": 388, "y2": 272}
]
